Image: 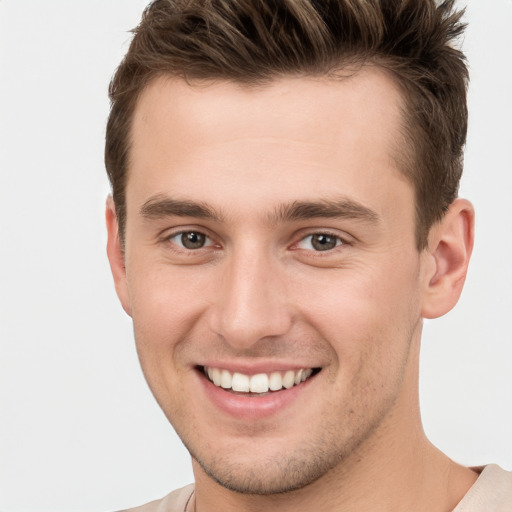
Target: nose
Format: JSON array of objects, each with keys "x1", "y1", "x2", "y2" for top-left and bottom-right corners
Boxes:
[{"x1": 208, "y1": 247, "x2": 292, "y2": 350}]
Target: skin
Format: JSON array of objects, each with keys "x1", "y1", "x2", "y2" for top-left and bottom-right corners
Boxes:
[{"x1": 107, "y1": 68, "x2": 477, "y2": 511}]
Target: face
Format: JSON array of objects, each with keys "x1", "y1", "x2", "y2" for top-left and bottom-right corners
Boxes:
[{"x1": 111, "y1": 70, "x2": 433, "y2": 494}]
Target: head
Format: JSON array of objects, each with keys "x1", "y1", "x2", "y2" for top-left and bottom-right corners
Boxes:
[
  {"x1": 105, "y1": 0, "x2": 474, "y2": 498},
  {"x1": 105, "y1": 0, "x2": 469, "y2": 252}
]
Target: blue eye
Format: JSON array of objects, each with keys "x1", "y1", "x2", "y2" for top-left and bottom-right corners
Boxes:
[
  {"x1": 297, "y1": 233, "x2": 343, "y2": 251},
  {"x1": 169, "y1": 231, "x2": 213, "y2": 250}
]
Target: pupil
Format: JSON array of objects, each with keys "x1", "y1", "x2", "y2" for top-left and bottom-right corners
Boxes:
[
  {"x1": 181, "y1": 232, "x2": 205, "y2": 249},
  {"x1": 312, "y1": 234, "x2": 337, "y2": 251}
]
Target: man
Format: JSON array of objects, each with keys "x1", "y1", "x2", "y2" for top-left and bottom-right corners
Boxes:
[{"x1": 104, "y1": 0, "x2": 512, "y2": 510}]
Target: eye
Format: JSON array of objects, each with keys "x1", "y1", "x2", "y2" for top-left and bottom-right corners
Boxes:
[
  {"x1": 168, "y1": 231, "x2": 214, "y2": 250},
  {"x1": 297, "y1": 233, "x2": 344, "y2": 251}
]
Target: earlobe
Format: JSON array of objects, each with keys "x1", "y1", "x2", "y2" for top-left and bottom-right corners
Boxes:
[
  {"x1": 105, "y1": 196, "x2": 132, "y2": 317},
  {"x1": 421, "y1": 199, "x2": 475, "y2": 319}
]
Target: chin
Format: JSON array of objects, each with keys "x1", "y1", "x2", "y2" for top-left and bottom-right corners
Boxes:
[
  {"x1": 194, "y1": 456, "x2": 333, "y2": 495},
  {"x1": 186, "y1": 432, "x2": 351, "y2": 496}
]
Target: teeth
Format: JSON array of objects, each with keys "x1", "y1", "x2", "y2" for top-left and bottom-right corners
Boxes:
[
  {"x1": 282, "y1": 370, "x2": 295, "y2": 389},
  {"x1": 269, "y1": 372, "x2": 282, "y2": 391},
  {"x1": 212, "y1": 368, "x2": 221, "y2": 386},
  {"x1": 204, "y1": 366, "x2": 316, "y2": 393},
  {"x1": 250, "y1": 373, "x2": 269, "y2": 393},
  {"x1": 220, "y1": 369, "x2": 232, "y2": 389},
  {"x1": 232, "y1": 372, "x2": 250, "y2": 392}
]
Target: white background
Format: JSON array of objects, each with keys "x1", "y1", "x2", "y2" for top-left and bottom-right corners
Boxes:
[{"x1": 0, "y1": 1, "x2": 511, "y2": 511}]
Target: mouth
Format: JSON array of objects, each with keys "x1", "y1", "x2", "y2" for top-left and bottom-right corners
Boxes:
[{"x1": 201, "y1": 366, "x2": 320, "y2": 395}]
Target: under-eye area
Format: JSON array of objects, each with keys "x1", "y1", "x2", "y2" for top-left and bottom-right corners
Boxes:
[{"x1": 199, "y1": 366, "x2": 321, "y2": 395}]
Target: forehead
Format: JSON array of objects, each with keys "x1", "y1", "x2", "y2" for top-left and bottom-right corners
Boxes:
[
  {"x1": 131, "y1": 68, "x2": 405, "y2": 154},
  {"x1": 127, "y1": 69, "x2": 411, "y2": 222}
]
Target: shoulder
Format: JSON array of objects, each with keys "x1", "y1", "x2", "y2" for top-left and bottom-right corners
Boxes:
[
  {"x1": 115, "y1": 484, "x2": 195, "y2": 512},
  {"x1": 454, "y1": 465, "x2": 512, "y2": 511}
]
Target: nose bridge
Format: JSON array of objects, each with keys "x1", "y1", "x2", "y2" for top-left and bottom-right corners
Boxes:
[{"x1": 210, "y1": 242, "x2": 291, "y2": 349}]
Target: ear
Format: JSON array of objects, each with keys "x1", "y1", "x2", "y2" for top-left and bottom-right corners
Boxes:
[
  {"x1": 106, "y1": 196, "x2": 132, "y2": 317},
  {"x1": 421, "y1": 199, "x2": 475, "y2": 319}
]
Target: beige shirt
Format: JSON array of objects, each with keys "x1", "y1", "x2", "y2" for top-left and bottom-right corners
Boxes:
[
  {"x1": 118, "y1": 484, "x2": 194, "y2": 512},
  {"x1": 119, "y1": 464, "x2": 512, "y2": 512},
  {"x1": 453, "y1": 464, "x2": 512, "y2": 511}
]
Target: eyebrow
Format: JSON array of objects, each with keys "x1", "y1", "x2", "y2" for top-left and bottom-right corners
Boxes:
[
  {"x1": 269, "y1": 199, "x2": 380, "y2": 224},
  {"x1": 139, "y1": 195, "x2": 379, "y2": 225},
  {"x1": 140, "y1": 195, "x2": 223, "y2": 222}
]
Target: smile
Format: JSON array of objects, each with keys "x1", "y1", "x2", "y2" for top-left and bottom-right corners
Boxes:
[{"x1": 203, "y1": 366, "x2": 315, "y2": 394}]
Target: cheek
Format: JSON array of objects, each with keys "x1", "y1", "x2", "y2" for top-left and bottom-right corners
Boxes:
[
  {"x1": 294, "y1": 258, "x2": 422, "y2": 367},
  {"x1": 126, "y1": 262, "x2": 209, "y2": 348},
  {"x1": 126, "y1": 267, "x2": 200, "y2": 415}
]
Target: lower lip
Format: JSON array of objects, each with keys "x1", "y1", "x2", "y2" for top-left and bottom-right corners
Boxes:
[{"x1": 197, "y1": 370, "x2": 317, "y2": 421}]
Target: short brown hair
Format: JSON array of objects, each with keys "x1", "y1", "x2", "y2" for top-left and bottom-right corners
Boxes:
[{"x1": 105, "y1": 0, "x2": 468, "y2": 249}]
